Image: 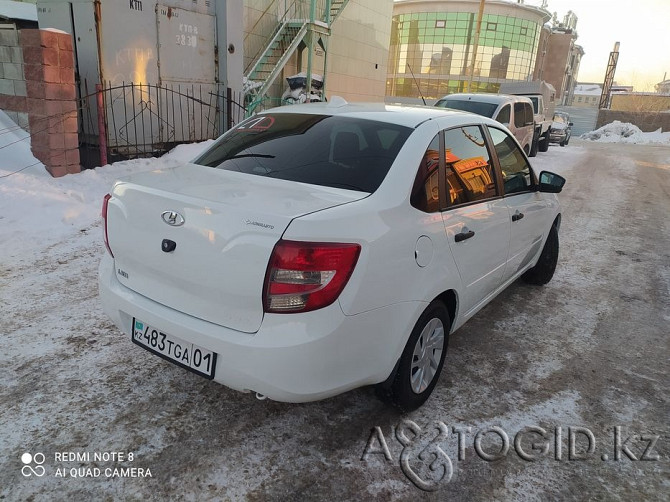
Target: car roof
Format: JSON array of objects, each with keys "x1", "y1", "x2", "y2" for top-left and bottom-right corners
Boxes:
[
  {"x1": 437, "y1": 93, "x2": 532, "y2": 105},
  {"x1": 259, "y1": 99, "x2": 481, "y2": 128}
]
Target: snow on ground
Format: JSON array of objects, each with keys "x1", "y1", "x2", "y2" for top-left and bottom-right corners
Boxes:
[
  {"x1": 580, "y1": 120, "x2": 670, "y2": 145},
  {"x1": 2, "y1": 107, "x2": 668, "y2": 499},
  {"x1": 0, "y1": 107, "x2": 213, "y2": 268}
]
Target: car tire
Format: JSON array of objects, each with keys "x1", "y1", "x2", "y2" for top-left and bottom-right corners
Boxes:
[
  {"x1": 522, "y1": 224, "x2": 559, "y2": 285},
  {"x1": 529, "y1": 134, "x2": 539, "y2": 157},
  {"x1": 565, "y1": 135, "x2": 570, "y2": 145},
  {"x1": 376, "y1": 301, "x2": 450, "y2": 411},
  {"x1": 559, "y1": 139, "x2": 565, "y2": 147},
  {"x1": 539, "y1": 134, "x2": 550, "y2": 152}
]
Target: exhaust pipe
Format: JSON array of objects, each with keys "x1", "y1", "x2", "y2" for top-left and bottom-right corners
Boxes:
[{"x1": 255, "y1": 392, "x2": 267, "y2": 401}]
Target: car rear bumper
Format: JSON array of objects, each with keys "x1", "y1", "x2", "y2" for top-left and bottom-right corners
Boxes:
[{"x1": 98, "y1": 254, "x2": 423, "y2": 402}]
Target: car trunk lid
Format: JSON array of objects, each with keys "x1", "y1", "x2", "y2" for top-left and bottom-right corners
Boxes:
[{"x1": 106, "y1": 164, "x2": 366, "y2": 333}]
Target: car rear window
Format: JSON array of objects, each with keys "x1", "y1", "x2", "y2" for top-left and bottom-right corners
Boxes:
[
  {"x1": 434, "y1": 99, "x2": 498, "y2": 118},
  {"x1": 193, "y1": 113, "x2": 412, "y2": 193}
]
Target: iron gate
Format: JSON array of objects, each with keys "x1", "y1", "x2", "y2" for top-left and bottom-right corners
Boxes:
[{"x1": 77, "y1": 82, "x2": 246, "y2": 167}]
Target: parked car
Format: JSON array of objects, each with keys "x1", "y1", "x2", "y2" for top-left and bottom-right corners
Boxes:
[
  {"x1": 434, "y1": 93, "x2": 536, "y2": 156},
  {"x1": 499, "y1": 81, "x2": 556, "y2": 155},
  {"x1": 549, "y1": 111, "x2": 573, "y2": 146},
  {"x1": 99, "y1": 100, "x2": 565, "y2": 411}
]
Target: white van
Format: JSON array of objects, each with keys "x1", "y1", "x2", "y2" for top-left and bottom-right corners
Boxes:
[{"x1": 434, "y1": 93, "x2": 536, "y2": 156}]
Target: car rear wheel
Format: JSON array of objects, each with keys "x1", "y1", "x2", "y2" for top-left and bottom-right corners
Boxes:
[
  {"x1": 529, "y1": 131, "x2": 539, "y2": 157},
  {"x1": 377, "y1": 301, "x2": 450, "y2": 411},
  {"x1": 522, "y1": 224, "x2": 559, "y2": 285}
]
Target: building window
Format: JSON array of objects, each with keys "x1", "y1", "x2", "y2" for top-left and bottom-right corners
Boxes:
[
  {"x1": 435, "y1": 20, "x2": 445, "y2": 28},
  {"x1": 486, "y1": 22, "x2": 497, "y2": 31},
  {"x1": 520, "y1": 27, "x2": 527, "y2": 36},
  {"x1": 577, "y1": 96, "x2": 583, "y2": 102}
]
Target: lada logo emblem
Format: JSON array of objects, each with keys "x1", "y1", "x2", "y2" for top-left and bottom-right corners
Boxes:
[{"x1": 161, "y1": 211, "x2": 185, "y2": 226}]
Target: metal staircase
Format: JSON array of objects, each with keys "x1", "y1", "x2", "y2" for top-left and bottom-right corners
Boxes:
[
  {"x1": 244, "y1": 0, "x2": 350, "y2": 113},
  {"x1": 328, "y1": 0, "x2": 349, "y2": 23},
  {"x1": 245, "y1": 21, "x2": 309, "y2": 99}
]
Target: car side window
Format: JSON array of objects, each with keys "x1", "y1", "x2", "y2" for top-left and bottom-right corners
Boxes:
[
  {"x1": 496, "y1": 104, "x2": 511, "y2": 126},
  {"x1": 513, "y1": 102, "x2": 526, "y2": 128},
  {"x1": 488, "y1": 126, "x2": 533, "y2": 195},
  {"x1": 444, "y1": 126, "x2": 497, "y2": 206},
  {"x1": 525, "y1": 103, "x2": 534, "y2": 124},
  {"x1": 411, "y1": 135, "x2": 441, "y2": 213}
]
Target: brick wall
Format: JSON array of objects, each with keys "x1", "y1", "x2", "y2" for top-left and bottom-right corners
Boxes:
[
  {"x1": 0, "y1": 27, "x2": 29, "y2": 130},
  {"x1": 0, "y1": 27, "x2": 80, "y2": 177},
  {"x1": 19, "y1": 29, "x2": 80, "y2": 177}
]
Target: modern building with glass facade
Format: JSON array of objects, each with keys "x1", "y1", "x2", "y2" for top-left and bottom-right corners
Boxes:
[{"x1": 387, "y1": 0, "x2": 551, "y2": 101}]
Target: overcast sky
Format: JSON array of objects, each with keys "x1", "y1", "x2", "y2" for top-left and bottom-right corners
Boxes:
[{"x1": 526, "y1": 0, "x2": 670, "y2": 90}]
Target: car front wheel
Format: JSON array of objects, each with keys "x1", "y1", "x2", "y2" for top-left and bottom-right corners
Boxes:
[
  {"x1": 539, "y1": 134, "x2": 550, "y2": 152},
  {"x1": 522, "y1": 224, "x2": 559, "y2": 285},
  {"x1": 378, "y1": 301, "x2": 450, "y2": 411}
]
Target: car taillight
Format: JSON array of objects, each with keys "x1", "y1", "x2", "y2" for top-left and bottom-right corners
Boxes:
[
  {"x1": 102, "y1": 193, "x2": 113, "y2": 257},
  {"x1": 263, "y1": 240, "x2": 361, "y2": 313}
]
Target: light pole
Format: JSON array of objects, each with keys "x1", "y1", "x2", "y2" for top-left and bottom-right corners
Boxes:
[{"x1": 465, "y1": 0, "x2": 486, "y2": 93}]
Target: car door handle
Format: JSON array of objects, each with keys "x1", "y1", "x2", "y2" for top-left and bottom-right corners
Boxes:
[
  {"x1": 455, "y1": 230, "x2": 475, "y2": 242},
  {"x1": 512, "y1": 212, "x2": 525, "y2": 222}
]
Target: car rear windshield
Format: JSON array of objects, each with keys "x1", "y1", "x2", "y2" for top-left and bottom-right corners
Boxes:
[
  {"x1": 434, "y1": 99, "x2": 498, "y2": 118},
  {"x1": 193, "y1": 113, "x2": 413, "y2": 193}
]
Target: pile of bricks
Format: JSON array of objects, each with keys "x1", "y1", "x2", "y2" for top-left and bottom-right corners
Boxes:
[{"x1": 21, "y1": 29, "x2": 80, "y2": 177}]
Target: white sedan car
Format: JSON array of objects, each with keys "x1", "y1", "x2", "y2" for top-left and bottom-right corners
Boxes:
[{"x1": 99, "y1": 100, "x2": 565, "y2": 411}]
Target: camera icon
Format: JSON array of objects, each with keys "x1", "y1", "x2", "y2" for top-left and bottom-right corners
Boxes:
[{"x1": 21, "y1": 452, "x2": 46, "y2": 477}]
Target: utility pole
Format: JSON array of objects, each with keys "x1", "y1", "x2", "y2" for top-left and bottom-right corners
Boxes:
[{"x1": 465, "y1": 0, "x2": 486, "y2": 93}]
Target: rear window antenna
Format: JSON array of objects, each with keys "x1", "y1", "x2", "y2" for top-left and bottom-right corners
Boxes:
[{"x1": 407, "y1": 64, "x2": 427, "y2": 106}]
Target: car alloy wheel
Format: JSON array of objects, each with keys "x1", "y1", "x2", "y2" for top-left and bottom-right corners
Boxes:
[{"x1": 410, "y1": 317, "x2": 445, "y2": 393}]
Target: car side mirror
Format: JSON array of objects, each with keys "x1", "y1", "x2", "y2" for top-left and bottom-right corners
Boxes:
[
  {"x1": 538, "y1": 171, "x2": 566, "y2": 193},
  {"x1": 568, "y1": 122, "x2": 574, "y2": 126}
]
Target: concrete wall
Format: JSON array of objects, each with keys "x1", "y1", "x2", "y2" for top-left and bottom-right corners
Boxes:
[
  {"x1": 324, "y1": 0, "x2": 392, "y2": 102},
  {"x1": 0, "y1": 26, "x2": 29, "y2": 130},
  {"x1": 596, "y1": 109, "x2": 670, "y2": 132}
]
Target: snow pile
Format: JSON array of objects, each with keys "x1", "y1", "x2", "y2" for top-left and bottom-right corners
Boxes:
[
  {"x1": 0, "y1": 110, "x2": 212, "y2": 266},
  {"x1": 581, "y1": 120, "x2": 670, "y2": 144}
]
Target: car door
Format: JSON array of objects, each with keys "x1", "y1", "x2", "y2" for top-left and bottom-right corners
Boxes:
[
  {"x1": 486, "y1": 126, "x2": 550, "y2": 283},
  {"x1": 439, "y1": 125, "x2": 511, "y2": 315}
]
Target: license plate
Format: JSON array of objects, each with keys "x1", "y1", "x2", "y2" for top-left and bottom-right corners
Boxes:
[{"x1": 132, "y1": 318, "x2": 217, "y2": 379}]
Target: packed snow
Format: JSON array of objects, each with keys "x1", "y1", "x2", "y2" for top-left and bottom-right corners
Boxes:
[
  {"x1": 0, "y1": 109, "x2": 213, "y2": 268},
  {"x1": 580, "y1": 120, "x2": 670, "y2": 145},
  {"x1": 2, "y1": 108, "x2": 668, "y2": 500}
]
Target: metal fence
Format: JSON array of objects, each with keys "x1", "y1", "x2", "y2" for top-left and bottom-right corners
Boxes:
[{"x1": 77, "y1": 82, "x2": 246, "y2": 167}]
